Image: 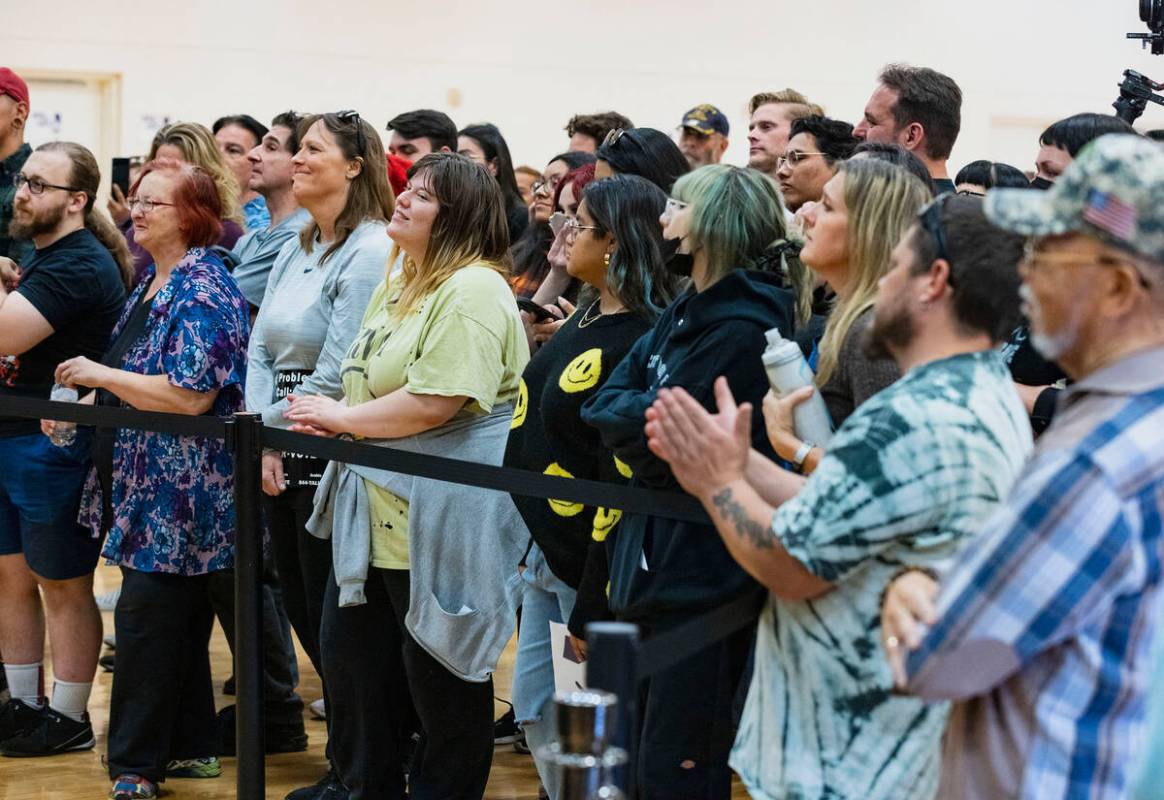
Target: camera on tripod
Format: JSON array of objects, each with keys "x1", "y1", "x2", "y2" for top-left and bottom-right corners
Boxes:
[{"x1": 1116, "y1": 0, "x2": 1164, "y2": 123}]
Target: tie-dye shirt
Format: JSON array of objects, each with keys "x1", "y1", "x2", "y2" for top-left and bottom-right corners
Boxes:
[{"x1": 732, "y1": 351, "x2": 1032, "y2": 800}]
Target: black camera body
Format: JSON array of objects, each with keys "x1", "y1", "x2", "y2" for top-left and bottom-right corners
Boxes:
[{"x1": 1117, "y1": 0, "x2": 1164, "y2": 122}]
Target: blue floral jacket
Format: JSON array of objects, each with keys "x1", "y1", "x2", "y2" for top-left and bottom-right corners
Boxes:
[{"x1": 81, "y1": 248, "x2": 250, "y2": 575}]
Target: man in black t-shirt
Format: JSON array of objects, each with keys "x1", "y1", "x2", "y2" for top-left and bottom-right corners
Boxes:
[{"x1": 0, "y1": 142, "x2": 125, "y2": 757}]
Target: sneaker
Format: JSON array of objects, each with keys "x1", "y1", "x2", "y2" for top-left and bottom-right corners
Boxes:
[
  {"x1": 108, "y1": 774, "x2": 157, "y2": 800},
  {"x1": 167, "y1": 756, "x2": 222, "y2": 778},
  {"x1": 493, "y1": 704, "x2": 521, "y2": 746},
  {"x1": 308, "y1": 698, "x2": 326, "y2": 720},
  {"x1": 0, "y1": 706, "x2": 95, "y2": 757},
  {"x1": 217, "y1": 704, "x2": 308, "y2": 755},
  {"x1": 95, "y1": 588, "x2": 121, "y2": 612},
  {"x1": 285, "y1": 766, "x2": 349, "y2": 800},
  {"x1": 0, "y1": 698, "x2": 44, "y2": 742}
]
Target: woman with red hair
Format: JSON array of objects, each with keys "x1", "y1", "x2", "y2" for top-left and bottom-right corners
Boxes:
[{"x1": 52, "y1": 158, "x2": 250, "y2": 800}]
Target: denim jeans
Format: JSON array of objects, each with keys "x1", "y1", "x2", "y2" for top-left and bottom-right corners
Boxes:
[{"x1": 512, "y1": 543, "x2": 578, "y2": 800}]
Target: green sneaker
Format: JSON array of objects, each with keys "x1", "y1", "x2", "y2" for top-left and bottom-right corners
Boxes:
[{"x1": 166, "y1": 756, "x2": 222, "y2": 778}]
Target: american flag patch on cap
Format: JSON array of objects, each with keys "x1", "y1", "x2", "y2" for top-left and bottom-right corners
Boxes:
[{"x1": 1083, "y1": 188, "x2": 1137, "y2": 242}]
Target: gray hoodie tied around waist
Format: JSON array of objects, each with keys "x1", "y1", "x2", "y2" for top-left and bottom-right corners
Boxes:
[{"x1": 307, "y1": 405, "x2": 528, "y2": 682}]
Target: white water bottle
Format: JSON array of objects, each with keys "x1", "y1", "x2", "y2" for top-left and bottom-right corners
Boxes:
[
  {"x1": 760, "y1": 329, "x2": 834, "y2": 446},
  {"x1": 48, "y1": 384, "x2": 78, "y2": 447}
]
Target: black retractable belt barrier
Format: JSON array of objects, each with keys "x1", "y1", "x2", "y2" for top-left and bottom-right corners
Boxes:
[
  {"x1": 5, "y1": 396, "x2": 761, "y2": 800},
  {"x1": 226, "y1": 413, "x2": 265, "y2": 800}
]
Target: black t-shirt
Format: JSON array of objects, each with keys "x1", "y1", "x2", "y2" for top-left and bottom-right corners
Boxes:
[{"x1": 0, "y1": 228, "x2": 126, "y2": 436}]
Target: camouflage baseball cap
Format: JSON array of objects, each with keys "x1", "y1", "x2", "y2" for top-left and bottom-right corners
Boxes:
[{"x1": 985, "y1": 133, "x2": 1164, "y2": 264}]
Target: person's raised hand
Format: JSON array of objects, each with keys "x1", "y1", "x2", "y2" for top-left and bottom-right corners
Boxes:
[
  {"x1": 880, "y1": 570, "x2": 940, "y2": 689},
  {"x1": 107, "y1": 183, "x2": 131, "y2": 226},
  {"x1": 762, "y1": 386, "x2": 814, "y2": 458},
  {"x1": 645, "y1": 376, "x2": 751, "y2": 499}
]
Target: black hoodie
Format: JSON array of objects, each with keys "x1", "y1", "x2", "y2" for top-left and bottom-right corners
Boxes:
[{"x1": 580, "y1": 269, "x2": 796, "y2": 623}]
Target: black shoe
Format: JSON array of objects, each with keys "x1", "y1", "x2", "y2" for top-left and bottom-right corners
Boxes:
[
  {"x1": 0, "y1": 698, "x2": 45, "y2": 742},
  {"x1": 216, "y1": 704, "x2": 308, "y2": 756},
  {"x1": 493, "y1": 705, "x2": 522, "y2": 745},
  {"x1": 0, "y1": 706, "x2": 95, "y2": 757},
  {"x1": 99, "y1": 654, "x2": 116, "y2": 672},
  {"x1": 285, "y1": 766, "x2": 348, "y2": 800},
  {"x1": 223, "y1": 675, "x2": 236, "y2": 696}
]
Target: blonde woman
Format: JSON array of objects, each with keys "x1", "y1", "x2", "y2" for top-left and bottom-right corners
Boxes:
[
  {"x1": 109, "y1": 122, "x2": 243, "y2": 279},
  {"x1": 285, "y1": 153, "x2": 530, "y2": 799},
  {"x1": 764, "y1": 158, "x2": 930, "y2": 474}
]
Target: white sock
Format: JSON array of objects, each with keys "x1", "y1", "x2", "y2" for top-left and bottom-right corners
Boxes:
[
  {"x1": 4, "y1": 663, "x2": 44, "y2": 707},
  {"x1": 50, "y1": 679, "x2": 92, "y2": 722}
]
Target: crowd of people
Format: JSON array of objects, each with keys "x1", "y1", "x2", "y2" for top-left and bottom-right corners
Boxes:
[{"x1": 0, "y1": 58, "x2": 1161, "y2": 800}]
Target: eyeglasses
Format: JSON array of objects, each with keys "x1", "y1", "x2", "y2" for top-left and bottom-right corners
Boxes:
[
  {"x1": 126, "y1": 197, "x2": 176, "y2": 214},
  {"x1": 564, "y1": 218, "x2": 600, "y2": 241},
  {"x1": 336, "y1": 110, "x2": 367, "y2": 158},
  {"x1": 663, "y1": 197, "x2": 689, "y2": 215},
  {"x1": 776, "y1": 151, "x2": 827, "y2": 169},
  {"x1": 956, "y1": 189, "x2": 985, "y2": 197},
  {"x1": 917, "y1": 194, "x2": 957, "y2": 289},
  {"x1": 12, "y1": 174, "x2": 77, "y2": 195},
  {"x1": 532, "y1": 176, "x2": 561, "y2": 197},
  {"x1": 1022, "y1": 238, "x2": 1152, "y2": 289}
]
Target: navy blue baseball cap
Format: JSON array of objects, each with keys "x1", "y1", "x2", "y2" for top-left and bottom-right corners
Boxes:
[{"x1": 680, "y1": 104, "x2": 729, "y2": 136}]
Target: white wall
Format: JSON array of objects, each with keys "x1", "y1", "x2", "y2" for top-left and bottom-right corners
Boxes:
[{"x1": 4, "y1": 0, "x2": 1162, "y2": 176}]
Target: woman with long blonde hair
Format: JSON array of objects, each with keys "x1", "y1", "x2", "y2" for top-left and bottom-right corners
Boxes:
[
  {"x1": 764, "y1": 157, "x2": 931, "y2": 474},
  {"x1": 109, "y1": 121, "x2": 244, "y2": 279},
  {"x1": 285, "y1": 153, "x2": 530, "y2": 799}
]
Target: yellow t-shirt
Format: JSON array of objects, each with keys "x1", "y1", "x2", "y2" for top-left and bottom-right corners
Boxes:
[{"x1": 340, "y1": 264, "x2": 529, "y2": 569}]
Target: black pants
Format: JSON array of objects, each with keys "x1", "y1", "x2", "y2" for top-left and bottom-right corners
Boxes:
[
  {"x1": 107, "y1": 568, "x2": 218, "y2": 783},
  {"x1": 322, "y1": 567, "x2": 494, "y2": 800},
  {"x1": 265, "y1": 487, "x2": 332, "y2": 683},
  {"x1": 208, "y1": 561, "x2": 304, "y2": 726},
  {"x1": 635, "y1": 621, "x2": 753, "y2": 800}
]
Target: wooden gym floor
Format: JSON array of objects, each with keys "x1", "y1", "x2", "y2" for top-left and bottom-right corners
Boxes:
[{"x1": 0, "y1": 564, "x2": 747, "y2": 799}]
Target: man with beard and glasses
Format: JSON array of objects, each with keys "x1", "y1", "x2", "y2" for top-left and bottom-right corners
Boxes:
[
  {"x1": 0, "y1": 68, "x2": 33, "y2": 267},
  {"x1": 0, "y1": 142, "x2": 127, "y2": 757},
  {"x1": 641, "y1": 194, "x2": 1033, "y2": 799},
  {"x1": 881, "y1": 133, "x2": 1164, "y2": 800}
]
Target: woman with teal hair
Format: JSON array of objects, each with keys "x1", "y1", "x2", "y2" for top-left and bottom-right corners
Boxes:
[{"x1": 581, "y1": 164, "x2": 799, "y2": 799}]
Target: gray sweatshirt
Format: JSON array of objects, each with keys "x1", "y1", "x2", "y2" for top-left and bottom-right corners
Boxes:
[{"x1": 246, "y1": 220, "x2": 392, "y2": 428}]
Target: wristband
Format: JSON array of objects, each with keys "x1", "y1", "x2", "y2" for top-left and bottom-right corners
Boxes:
[{"x1": 792, "y1": 441, "x2": 815, "y2": 469}]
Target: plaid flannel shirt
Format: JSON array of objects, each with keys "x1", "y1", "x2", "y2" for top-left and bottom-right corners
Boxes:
[{"x1": 906, "y1": 345, "x2": 1164, "y2": 800}]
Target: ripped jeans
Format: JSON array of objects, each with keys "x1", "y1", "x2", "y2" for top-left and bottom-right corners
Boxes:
[{"x1": 512, "y1": 543, "x2": 578, "y2": 800}]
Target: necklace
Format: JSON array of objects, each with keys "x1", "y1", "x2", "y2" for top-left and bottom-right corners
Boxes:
[{"x1": 577, "y1": 299, "x2": 625, "y2": 328}]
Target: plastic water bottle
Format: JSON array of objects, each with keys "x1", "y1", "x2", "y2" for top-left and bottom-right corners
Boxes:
[
  {"x1": 760, "y1": 328, "x2": 834, "y2": 446},
  {"x1": 48, "y1": 384, "x2": 78, "y2": 447}
]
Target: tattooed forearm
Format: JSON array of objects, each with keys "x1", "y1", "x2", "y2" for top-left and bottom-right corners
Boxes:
[{"x1": 711, "y1": 487, "x2": 775, "y2": 550}]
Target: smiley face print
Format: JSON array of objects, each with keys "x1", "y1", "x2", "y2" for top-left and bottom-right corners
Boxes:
[
  {"x1": 591, "y1": 507, "x2": 622, "y2": 542},
  {"x1": 544, "y1": 462, "x2": 584, "y2": 517},
  {"x1": 558, "y1": 348, "x2": 603, "y2": 394},
  {"x1": 511, "y1": 378, "x2": 528, "y2": 429}
]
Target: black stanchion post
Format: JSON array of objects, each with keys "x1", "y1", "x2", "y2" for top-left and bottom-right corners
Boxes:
[
  {"x1": 585, "y1": 621, "x2": 641, "y2": 796},
  {"x1": 229, "y1": 412, "x2": 265, "y2": 800}
]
